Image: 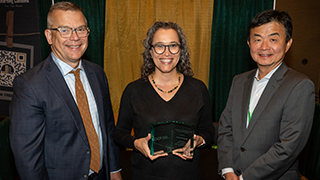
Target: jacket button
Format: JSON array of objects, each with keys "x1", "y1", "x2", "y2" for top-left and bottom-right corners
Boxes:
[
  {"x1": 84, "y1": 174, "x2": 88, "y2": 178},
  {"x1": 240, "y1": 147, "x2": 245, "y2": 152},
  {"x1": 87, "y1": 150, "x2": 90, "y2": 154}
]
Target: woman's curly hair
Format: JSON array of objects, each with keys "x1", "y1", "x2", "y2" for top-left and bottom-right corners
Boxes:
[{"x1": 141, "y1": 21, "x2": 193, "y2": 81}]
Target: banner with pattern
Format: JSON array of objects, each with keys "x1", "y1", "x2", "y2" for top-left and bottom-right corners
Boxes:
[{"x1": 0, "y1": 0, "x2": 42, "y2": 116}]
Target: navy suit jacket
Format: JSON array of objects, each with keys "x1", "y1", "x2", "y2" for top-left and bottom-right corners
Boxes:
[
  {"x1": 218, "y1": 63, "x2": 315, "y2": 180},
  {"x1": 9, "y1": 55, "x2": 121, "y2": 180}
]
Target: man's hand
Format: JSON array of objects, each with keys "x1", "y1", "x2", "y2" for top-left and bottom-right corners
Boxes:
[
  {"x1": 110, "y1": 171, "x2": 122, "y2": 180},
  {"x1": 225, "y1": 172, "x2": 240, "y2": 180},
  {"x1": 134, "y1": 133, "x2": 168, "y2": 161}
]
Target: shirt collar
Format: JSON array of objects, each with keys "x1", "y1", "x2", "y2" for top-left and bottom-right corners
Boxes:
[
  {"x1": 51, "y1": 52, "x2": 83, "y2": 76},
  {"x1": 254, "y1": 62, "x2": 282, "y2": 81}
]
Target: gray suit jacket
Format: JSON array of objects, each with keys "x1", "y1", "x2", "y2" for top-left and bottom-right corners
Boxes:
[
  {"x1": 9, "y1": 55, "x2": 121, "y2": 180},
  {"x1": 217, "y1": 63, "x2": 315, "y2": 180}
]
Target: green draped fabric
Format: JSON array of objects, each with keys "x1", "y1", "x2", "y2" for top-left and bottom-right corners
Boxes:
[
  {"x1": 208, "y1": 0, "x2": 274, "y2": 122},
  {"x1": 0, "y1": 118, "x2": 17, "y2": 180},
  {"x1": 37, "y1": 0, "x2": 105, "y2": 67},
  {"x1": 299, "y1": 103, "x2": 320, "y2": 179}
]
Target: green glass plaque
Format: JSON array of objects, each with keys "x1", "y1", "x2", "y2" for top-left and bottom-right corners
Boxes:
[{"x1": 149, "y1": 121, "x2": 195, "y2": 156}]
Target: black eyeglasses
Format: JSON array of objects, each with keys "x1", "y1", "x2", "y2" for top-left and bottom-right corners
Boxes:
[
  {"x1": 48, "y1": 26, "x2": 90, "y2": 38},
  {"x1": 152, "y1": 43, "x2": 181, "y2": 55}
]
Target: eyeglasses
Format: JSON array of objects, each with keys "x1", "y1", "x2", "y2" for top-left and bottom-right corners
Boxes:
[
  {"x1": 48, "y1": 26, "x2": 90, "y2": 38},
  {"x1": 152, "y1": 43, "x2": 181, "y2": 55}
]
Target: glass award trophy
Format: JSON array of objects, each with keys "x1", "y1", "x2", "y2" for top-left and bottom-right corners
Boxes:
[{"x1": 149, "y1": 121, "x2": 195, "y2": 156}]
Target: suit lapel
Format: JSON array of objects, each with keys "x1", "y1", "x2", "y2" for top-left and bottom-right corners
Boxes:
[
  {"x1": 44, "y1": 56, "x2": 90, "y2": 147},
  {"x1": 82, "y1": 61, "x2": 106, "y2": 136},
  {"x1": 240, "y1": 72, "x2": 255, "y2": 136},
  {"x1": 242, "y1": 63, "x2": 288, "y2": 143}
]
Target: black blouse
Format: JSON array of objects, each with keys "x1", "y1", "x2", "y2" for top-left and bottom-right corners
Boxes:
[{"x1": 114, "y1": 76, "x2": 214, "y2": 180}]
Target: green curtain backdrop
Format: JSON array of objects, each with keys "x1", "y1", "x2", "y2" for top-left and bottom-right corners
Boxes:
[
  {"x1": 37, "y1": 0, "x2": 105, "y2": 67},
  {"x1": 0, "y1": 118, "x2": 17, "y2": 180},
  {"x1": 299, "y1": 103, "x2": 320, "y2": 179},
  {"x1": 208, "y1": 0, "x2": 273, "y2": 122}
]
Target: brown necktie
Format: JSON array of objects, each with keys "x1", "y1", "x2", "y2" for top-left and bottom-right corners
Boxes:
[{"x1": 70, "y1": 69, "x2": 100, "y2": 173}]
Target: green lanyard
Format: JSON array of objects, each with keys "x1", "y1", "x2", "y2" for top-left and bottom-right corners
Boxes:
[
  {"x1": 248, "y1": 108, "x2": 253, "y2": 124},
  {"x1": 248, "y1": 97, "x2": 255, "y2": 125}
]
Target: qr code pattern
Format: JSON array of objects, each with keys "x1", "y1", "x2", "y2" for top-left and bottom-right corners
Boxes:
[{"x1": 0, "y1": 50, "x2": 26, "y2": 87}]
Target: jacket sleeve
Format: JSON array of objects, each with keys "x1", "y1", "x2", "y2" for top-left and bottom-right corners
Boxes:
[
  {"x1": 103, "y1": 74, "x2": 122, "y2": 172},
  {"x1": 9, "y1": 76, "x2": 49, "y2": 180},
  {"x1": 217, "y1": 77, "x2": 237, "y2": 173}
]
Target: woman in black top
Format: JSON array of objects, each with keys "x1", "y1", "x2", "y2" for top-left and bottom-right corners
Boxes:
[{"x1": 113, "y1": 21, "x2": 214, "y2": 180}]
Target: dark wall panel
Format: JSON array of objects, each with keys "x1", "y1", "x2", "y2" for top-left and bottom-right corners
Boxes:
[{"x1": 276, "y1": 0, "x2": 320, "y2": 102}]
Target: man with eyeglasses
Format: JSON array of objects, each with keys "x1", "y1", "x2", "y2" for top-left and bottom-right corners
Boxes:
[{"x1": 9, "y1": 2, "x2": 122, "y2": 180}]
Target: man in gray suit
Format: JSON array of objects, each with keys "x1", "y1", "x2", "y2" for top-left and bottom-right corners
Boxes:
[
  {"x1": 9, "y1": 2, "x2": 122, "y2": 180},
  {"x1": 217, "y1": 10, "x2": 315, "y2": 180}
]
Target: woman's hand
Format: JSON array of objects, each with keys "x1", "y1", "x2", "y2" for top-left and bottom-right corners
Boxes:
[
  {"x1": 134, "y1": 133, "x2": 168, "y2": 161},
  {"x1": 194, "y1": 134, "x2": 204, "y2": 148},
  {"x1": 172, "y1": 134, "x2": 204, "y2": 160}
]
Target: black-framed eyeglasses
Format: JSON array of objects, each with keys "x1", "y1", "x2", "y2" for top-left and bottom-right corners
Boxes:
[
  {"x1": 152, "y1": 43, "x2": 181, "y2": 55},
  {"x1": 48, "y1": 26, "x2": 90, "y2": 38}
]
